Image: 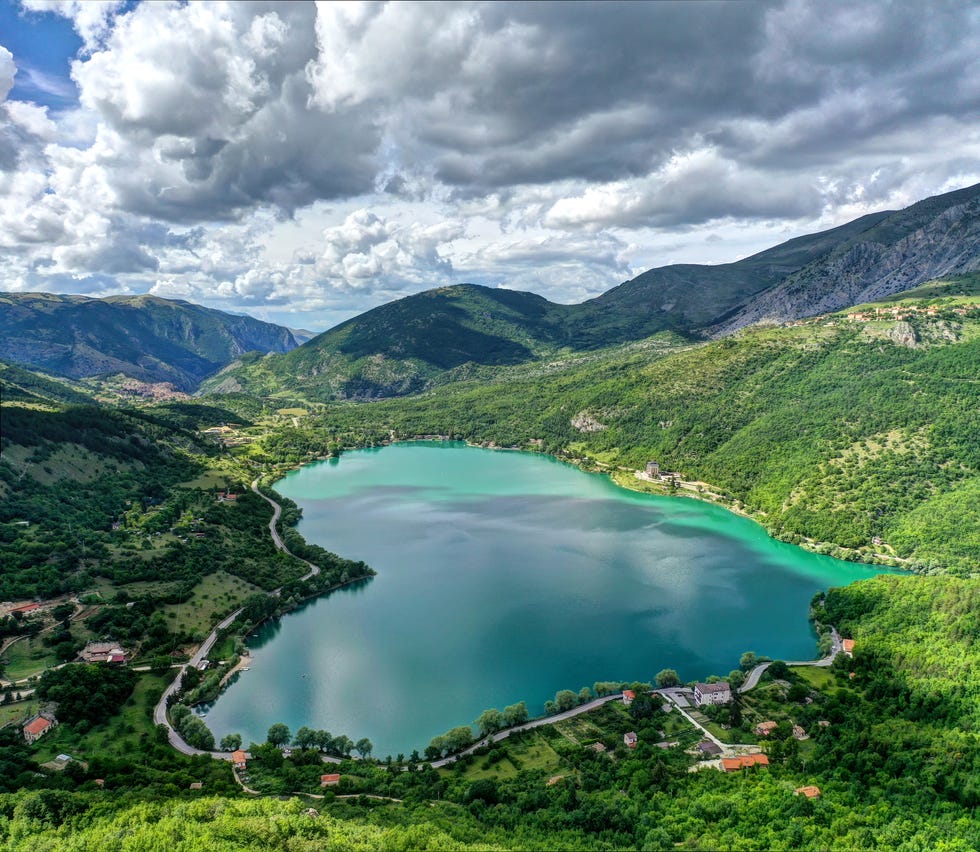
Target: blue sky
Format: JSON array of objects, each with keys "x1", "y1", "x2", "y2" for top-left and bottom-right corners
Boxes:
[
  {"x1": 0, "y1": 1, "x2": 81, "y2": 107},
  {"x1": 0, "y1": 1, "x2": 978, "y2": 331}
]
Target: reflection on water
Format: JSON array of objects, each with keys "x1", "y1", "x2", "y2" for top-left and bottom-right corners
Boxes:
[{"x1": 202, "y1": 442, "x2": 888, "y2": 757}]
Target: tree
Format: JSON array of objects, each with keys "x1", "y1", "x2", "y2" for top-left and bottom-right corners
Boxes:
[
  {"x1": 554, "y1": 690, "x2": 577, "y2": 712},
  {"x1": 150, "y1": 656, "x2": 172, "y2": 676},
  {"x1": 656, "y1": 669, "x2": 680, "y2": 687},
  {"x1": 728, "y1": 669, "x2": 745, "y2": 690},
  {"x1": 220, "y1": 733, "x2": 242, "y2": 752},
  {"x1": 355, "y1": 737, "x2": 373, "y2": 759},
  {"x1": 293, "y1": 726, "x2": 318, "y2": 750},
  {"x1": 476, "y1": 708, "x2": 504, "y2": 737},
  {"x1": 630, "y1": 692, "x2": 663, "y2": 720},
  {"x1": 502, "y1": 701, "x2": 528, "y2": 728},
  {"x1": 740, "y1": 651, "x2": 759, "y2": 671},
  {"x1": 266, "y1": 722, "x2": 291, "y2": 747},
  {"x1": 314, "y1": 729, "x2": 333, "y2": 752},
  {"x1": 444, "y1": 726, "x2": 474, "y2": 753},
  {"x1": 578, "y1": 687, "x2": 592, "y2": 705},
  {"x1": 52, "y1": 603, "x2": 75, "y2": 623},
  {"x1": 332, "y1": 734, "x2": 354, "y2": 756}
]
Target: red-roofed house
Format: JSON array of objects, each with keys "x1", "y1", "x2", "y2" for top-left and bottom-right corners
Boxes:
[
  {"x1": 11, "y1": 603, "x2": 40, "y2": 615},
  {"x1": 721, "y1": 753, "x2": 769, "y2": 772},
  {"x1": 232, "y1": 750, "x2": 248, "y2": 770},
  {"x1": 320, "y1": 773, "x2": 341, "y2": 787},
  {"x1": 842, "y1": 639, "x2": 855, "y2": 656},
  {"x1": 795, "y1": 785, "x2": 822, "y2": 799},
  {"x1": 622, "y1": 689, "x2": 635, "y2": 706},
  {"x1": 23, "y1": 715, "x2": 57, "y2": 744}
]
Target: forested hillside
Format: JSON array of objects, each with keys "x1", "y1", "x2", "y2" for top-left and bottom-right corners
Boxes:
[
  {"x1": 241, "y1": 279, "x2": 980, "y2": 573},
  {"x1": 0, "y1": 293, "x2": 298, "y2": 391},
  {"x1": 2, "y1": 573, "x2": 978, "y2": 851}
]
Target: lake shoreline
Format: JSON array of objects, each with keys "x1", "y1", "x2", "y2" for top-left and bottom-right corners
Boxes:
[{"x1": 200, "y1": 441, "x2": 884, "y2": 756}]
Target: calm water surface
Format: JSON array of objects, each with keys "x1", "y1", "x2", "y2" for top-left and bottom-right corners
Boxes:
[{"x1": 202, "y1": 442, "x2": 885, "y2": 756}]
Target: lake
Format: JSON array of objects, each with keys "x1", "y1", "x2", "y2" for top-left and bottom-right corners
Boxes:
[{"x1": 201, "y1": 441, "x2": 885, "y2": 756}]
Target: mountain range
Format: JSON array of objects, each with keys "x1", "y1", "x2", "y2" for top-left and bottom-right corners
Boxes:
[
  {"x1": 207, "y1": 182, "x2": 980, "y2": 399},
  {"x1": 0, "y1": 293, "x2": 299, "y2": 392},
  {"x1": 1, "y1": 182, "x2": 978, "y2": 398}
]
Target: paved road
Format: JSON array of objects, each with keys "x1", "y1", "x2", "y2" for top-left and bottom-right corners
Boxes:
[
  {"x1": 153, "y1": 481, "x2": 323, "y2": 757},
  {"x1": 739, "y1": 626, "x2": 843, "y2": 694},
  {"x1": 430, "y1": 693, "x2": 626, "y2": 767},
  {"x1": 250, "y1": 479, "x2": 319, "y2": 581},
  {"x1": 152, "y1": 607, "x2": 244, "y2": 757}
]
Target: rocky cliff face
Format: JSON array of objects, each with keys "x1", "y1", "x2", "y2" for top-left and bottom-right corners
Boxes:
[{"x1": 711, "y1": 186, "x2": 980, "y2": 335}]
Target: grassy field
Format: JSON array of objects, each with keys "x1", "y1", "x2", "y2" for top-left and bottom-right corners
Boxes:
[
  {"x1": 447, "y1": 700, "x2": 694, "y2": 784},
  {"x1": 458, "y1": 732, "x2": 565, "y2": 782},
  {"x1": 1, "y1": 635, "x2": 58, "y2": 682},
  {"x1": 178, "y1": 468, "x2": 242, "y2": 490},
  {"x1": 84, "y1": 576, "x2": 180, "y2": 600},
  {"x1": 790, "y1": 665, "x2": 838, "y2": 690},
  {"x1": 161, "y1": 571, "x2": 262, "y2": 638},
  {"x1": 0, "y1": 698, "x2": 38, "y2": 729}
]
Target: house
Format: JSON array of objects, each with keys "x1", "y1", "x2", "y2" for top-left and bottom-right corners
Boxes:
[
  {"x1": 622, "y1": 689, "x2": 635, "y2": 706},
  {"x1": 842, "y1": 639, "x2": 855, "y2": 656},
  {"x1": 624, "y1": 731, "x2": 638, "y2": 748},
  {"x1": 23, "y1": 714, "x2": 57, "y2": 744},
  {"x1": 795, "y1": 785, "x2": 822, "y2": 799},
  {"x1": 792, "y1": 725, "x2": 808, "y2": 741},
  {"x1": 80, "y1": 642, "x2": 128, "y2": 664},
  {"x1": 646, "y1": 461, "x2": 660, "y2": 477},
  {"x1": 754, "y1": 721, "x2": 778, "y2": 737},
  {"x1": 232, "y1": 750, "x2": 248, "y2": 770},
  {"x1": 693, "y1": 682, "x2": 731, "y2": 706},
  {"x1": 189, "y1": 782, "x2": 203, "y2": 790},
  {"x1": 589, "y1": 742, "x2": 607, "y2": 753},
  {"x1": 721, "y1": 754, "x2": 769, "y2": 772},
  {"x1": 11, "y1": 602, "x2": 40, "y2": 615},
  {"x1": 320, "y1": 773, "x2": 341, "y2": 787},
  {"x1": 697, "y1": 740, "x2": 722, "y2": 756}
]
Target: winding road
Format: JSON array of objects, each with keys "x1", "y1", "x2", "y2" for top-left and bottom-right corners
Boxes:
[
  {"x1": 152, "y1": 482, "x2": 322, "y2": 758},
  {"x1": 250, "y1": 479, "x2": 320, "y2": 582},
  {"x1": 738, "y1": 626, "x2": 843, "y2": 693}
]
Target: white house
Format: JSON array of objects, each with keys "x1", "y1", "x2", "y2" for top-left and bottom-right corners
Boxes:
[{"x1": 693, "y1": 682, "x2": 731, "y2": 706}]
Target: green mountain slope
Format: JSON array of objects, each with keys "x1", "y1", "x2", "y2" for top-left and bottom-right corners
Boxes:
[
  {"x1": 203, "y1": 284, "x2": 576, "y2": 399},
  {"x1": 243, "y1": 277, "x2": 980, "y2": 573},
  {"x1": 0, "y1": 360, "x2": 97, "y2": 408},
  {"x1": 0, "y1": 293, "x2": 299, "y2": 391},
  {"x1": 211, "y1": 183, "x2": 979, "y2": 401}
]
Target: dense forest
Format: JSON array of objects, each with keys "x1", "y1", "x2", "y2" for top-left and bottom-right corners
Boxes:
[{"x1": 241, "y1": 290, "x2": 980, "y2": 573}]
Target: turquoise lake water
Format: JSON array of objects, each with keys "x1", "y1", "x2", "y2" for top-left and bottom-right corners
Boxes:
[{"x1": 201, "y1": 441, "x2": 886, "y2": 756}]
